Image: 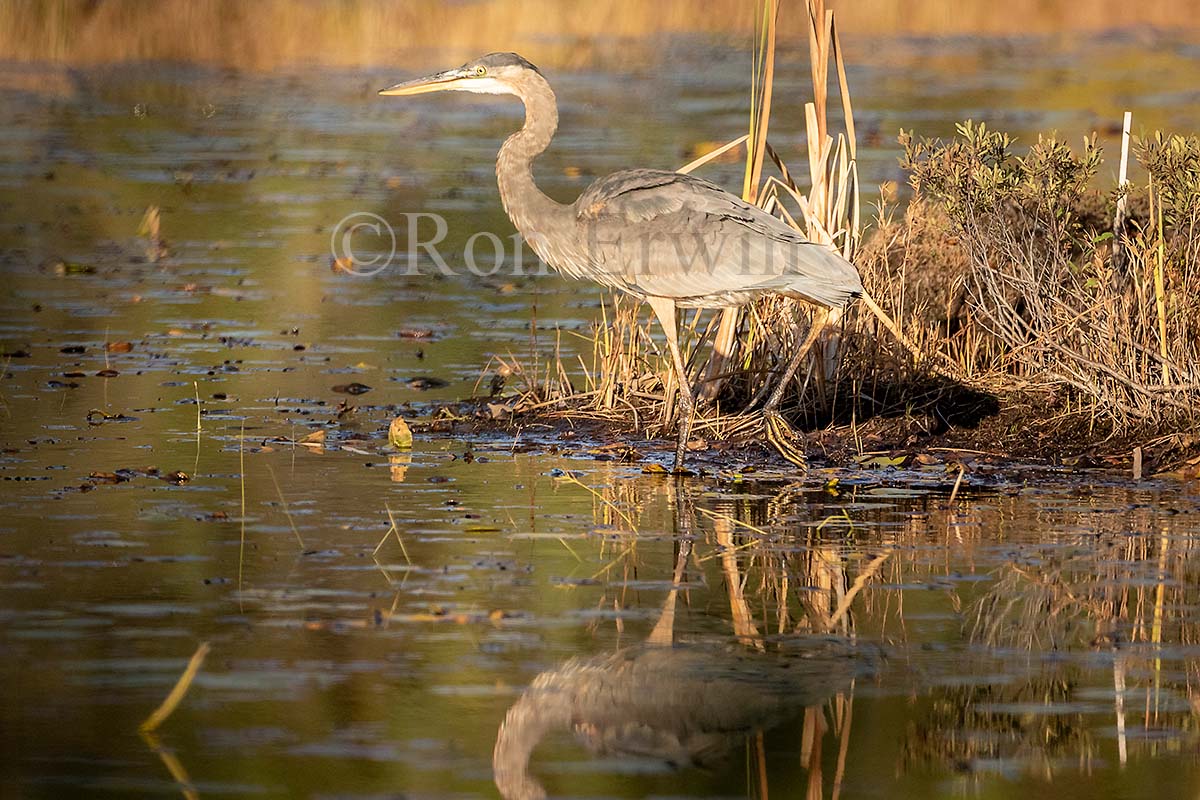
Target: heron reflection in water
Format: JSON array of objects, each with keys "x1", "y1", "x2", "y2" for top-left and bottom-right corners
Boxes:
[
  {"x1": 489, "y1": 503, "x2": 866, "y2": 800},
  {"x1": 380, "y1": 53, "x2": 864, "y2": 472}
]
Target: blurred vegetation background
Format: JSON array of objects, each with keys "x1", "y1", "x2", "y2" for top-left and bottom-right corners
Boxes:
[{"x1": 2, "y1": 0, "x2": 1198, "y2": 70}]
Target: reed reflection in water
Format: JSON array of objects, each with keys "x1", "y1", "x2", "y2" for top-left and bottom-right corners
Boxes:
[{"x1": 479, "y1": 472, "x2": 1200, "y2": 797}]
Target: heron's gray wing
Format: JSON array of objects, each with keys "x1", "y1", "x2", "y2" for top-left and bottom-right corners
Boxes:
[{"x1": 573, "y1": 169, "x2": 862, "y2": 308}]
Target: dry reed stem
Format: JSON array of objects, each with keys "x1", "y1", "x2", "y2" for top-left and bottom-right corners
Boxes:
[
  {"x1": 1113, "y1": 111, "x2": 1132, "y2": 276},
  {"x1": 193, "y1": 382, "x2": 201, "y2": 433},
  {"x1": 824, "y1": 549, "x2": 891, "y2": 631},
  {"x1": 139, "y1": 641, "x2": 211, "y2": 733},
  {"x1": 746, "y1": 0, "x2": 779, "y2": 204},
  {"x1": 238, "y1": 421, "x2": 245, "y2": 602},
  {"x1": 373, "y1": 501, "x2": 411, "y2": 564},
  {"x1": 857, "y1": 291, "x2": 962, "y2": 380},
  {"x1": 714, "y1": 515, "x2": 765, "y2": 648},
  {"x1": 556, "y1": 473, "x2": 640, "y2": 532},
  {"x1": 948, "y1": 464, "x2": 966, "y2": 504},
  {"x1": 267, "y1": 464, "x2": 304, "y2": 549},
  {"x1": 676, "y1": 134, "x2": 749, "y2": 175},
  {"x1": 140, "y1": 731, "x2": 199, "y2": 800},
  {"x1": 1152, "y1": 183, "x2": 1171, "y2": 386}
]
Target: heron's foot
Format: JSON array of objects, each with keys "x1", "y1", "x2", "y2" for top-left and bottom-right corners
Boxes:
[{"x1": 762, "y1": 410, "x2": 808, "y2": 469}]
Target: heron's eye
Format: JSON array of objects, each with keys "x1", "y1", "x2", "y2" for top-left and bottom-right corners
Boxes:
[{"x1": 474, "y1": 66, "x2": 487, "y2": 76}]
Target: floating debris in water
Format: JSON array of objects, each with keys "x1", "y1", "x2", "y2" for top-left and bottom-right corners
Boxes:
[
  {"x1": 388, "y1": 417, "x2": 413, "y2": 450},
  {"x1": 137, "y1": 205, "x2": 170, "y2": 262},
  {"x1": 263, "y1": 430, "x2": 326, "y2": 452},
  {"x1": 51, "y1": 261, "x2": 96, "y2": 275},
  {"x1": 86, "y1": 409, "x2": 136, "y2": 423},
  {"x1": 397, "y1": 376, "x2": 448, "y2": 390}
]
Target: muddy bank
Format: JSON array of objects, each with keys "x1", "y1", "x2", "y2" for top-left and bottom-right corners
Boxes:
[{"x1": 410, "y1": 391, "x2": 1200, "y2": 481}]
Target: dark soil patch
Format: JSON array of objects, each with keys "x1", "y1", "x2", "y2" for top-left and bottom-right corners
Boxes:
[{"x1": 414, "y1": 387, "x2": 1200, "y2": 480}]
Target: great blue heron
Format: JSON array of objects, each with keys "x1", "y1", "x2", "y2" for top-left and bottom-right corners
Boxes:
[{"x1": 380, "y1": 52, "x2": 863, "y2": 472}]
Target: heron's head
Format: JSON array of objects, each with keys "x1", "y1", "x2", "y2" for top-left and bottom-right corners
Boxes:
[{"x1": 379, "y1": 52, "x2": 541, "y2": 98}]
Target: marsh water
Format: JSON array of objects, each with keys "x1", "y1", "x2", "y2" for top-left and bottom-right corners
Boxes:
[{"x1": 3, "y1": 29, "x2": 1200, "y2": 799}]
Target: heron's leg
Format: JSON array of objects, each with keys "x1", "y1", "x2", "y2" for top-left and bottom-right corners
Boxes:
[
  {"x1": 646, "y1": 296, "x2": 693, "y2": 474},
  {"x1": 753, "y1": 307, "x2": 831, "y2": 469},
  {"x1": 761, "y1": 307, "x2": 830, "y2": 413}
]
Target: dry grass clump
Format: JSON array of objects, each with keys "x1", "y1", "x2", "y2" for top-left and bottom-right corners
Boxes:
[
  {"x1": 899, "y1": 123, "x2": 1200, "y2": 434},
  {"x1": 854, "y1": 196, "x2": 972, "y2": 330}
]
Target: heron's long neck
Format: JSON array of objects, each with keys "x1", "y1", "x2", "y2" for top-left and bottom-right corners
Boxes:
[{"x1": 497, "y1": 75, "x2": 570, "y2": 252}]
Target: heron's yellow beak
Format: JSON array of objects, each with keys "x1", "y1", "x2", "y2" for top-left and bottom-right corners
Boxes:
[{"x1": 379, "y1": 70, "x2": 467, "y2": 96}]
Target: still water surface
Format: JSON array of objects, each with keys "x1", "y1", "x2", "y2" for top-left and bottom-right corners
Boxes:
[{"x1": 2, "y1": 30, "x2": 1200, "y2": 800}]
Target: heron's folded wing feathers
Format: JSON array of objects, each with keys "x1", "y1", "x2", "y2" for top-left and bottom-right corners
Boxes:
[{"x1": 573, "y1": 170, "x2": 862, "y2": 308}]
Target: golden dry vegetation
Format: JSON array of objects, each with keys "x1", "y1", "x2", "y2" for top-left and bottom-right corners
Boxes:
[{"x1": 1, "y1": 0, "x2": 1198, "y2": 70}]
